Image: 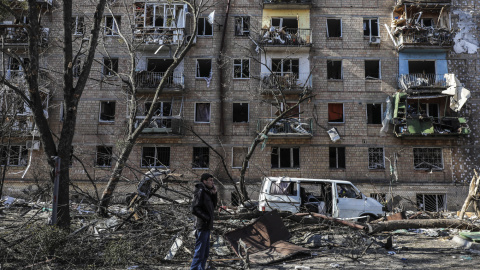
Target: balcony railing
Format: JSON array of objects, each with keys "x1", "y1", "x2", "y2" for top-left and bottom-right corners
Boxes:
[
  {"x1": 398, "y1": 74, "x2": 447, "y2": 90},
  {"x1": 134, "y1": 28, "x2": 185, "y2": 45},
  {"x1": 0, "y1": 25, "x2": 49, "y2": 46},
  {"x1": 136, "y1": 71, "x2": 184, "y2": 89},
  {"x1": 135, "y1": 116, "x2": 184, "y2": 135},
  {"x1": 260, "y1": 28, "x2": 312, "y2": 46},
  {"x1": 394, "y1": 117, "x2": 470, "y2": 137},
  {"x1": 261, "y1": 72, "x2": 312, "y2": 92},
  {"x1": 257, "y1": 118, "x2": 313, "y2": 136},
  {"x1": 396, "y1": 28, "x2": 453, "y2": 48}
]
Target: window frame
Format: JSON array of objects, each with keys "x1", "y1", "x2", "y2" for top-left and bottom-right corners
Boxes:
[
  {"x1": 366, "y1": 103, "x2": 383, "y2": 124},
  {"x1": 365, "y1": 60, "x2": 381, "y2": 80},
  {"x1": 326, "y1": 18, "x2": 342, "y2": 38},
  {"x1": 141, "y1": 146, "x2": 171, "y2": 168},
  {"x1": 271, "y1": 58, "x2": 299, "y2": 76},
  {"x1": 0, "y1": 145, "x2": 28, "y2": 166},
  {"x1": 234, "y1": 16, "x2": 250, "y2": 36},
  {"x1": 368, "y1": 147, "x2": 385, "y2": 170},
  {"x1": 327, "y1": 60, "x2": 342, "y2": 80},
  {"x1": 197, "y1": 17, "x2": 213, "y2": 36},
  {"x1": 196, "y1": 59, "x2": 212, "y2": 79},
  {"x1": 103, "y1": 58, "x2": 119, "y2": 77},
  {"x1": 271, "y1": 147, "x2": 300, "y2": 169},
  {"x1": 192, "y1": 147, "x2": 210, "y2": 169},
  {"x1": 328, "y1": 103, "x2": 344, "y2": 123},
  {"x1": 72, "y1": 16, "x2": 85, "y2": 35},
  {"x1": 233, "y1": 58, "x2": 250, "y2": 79},
  {"x1": 194, "y1": 103, "x2": 211, "y2": 123},
  {"x1": 363, "y1": 18, "x2": 379, "y2": 37},
  {"x1": 413, "y1": 147, "x2": 444, "y2": 170},
  {"x1": 232, "y1": 102, "x2": 249, "y2": 123},
  {"x1": 232, "y1": 147, "x2": 249, "y2": 168},
  {"x1": 104, "y1": 15, "x2": 120, "y2": 36},
  {"x1": 329, "y1": 146, "x2": 346, "y2": 169},
  {"x1": 95, "y1": 146, "x2": 113, "y2": 167},
  {"x1": 99, "y1": 101, "x2": 116, "y2": 122},
  {"x1": 416, "y1": 193, "x2": 446, "y2": 212}
]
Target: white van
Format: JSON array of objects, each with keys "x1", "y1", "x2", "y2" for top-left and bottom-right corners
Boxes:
[{"x1": 258, "y1": 177, "x2": 385, "y2": 220}]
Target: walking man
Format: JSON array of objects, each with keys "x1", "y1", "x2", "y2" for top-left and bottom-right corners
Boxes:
[{"x1": 190, "y1": 173, "x2": 217, "y2": 270}]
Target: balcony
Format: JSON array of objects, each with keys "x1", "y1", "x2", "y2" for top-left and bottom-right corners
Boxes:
[
  {"x1": 135, "y1": 116, "x2": 184, "y2": 135},
  {"x1": 133, "y1": 28, "x2": 185, "y2": 46},
  {"x1": 135, "y1": 71, "x2": 184, "y2": 92},
  {"x1": 394, "y1": 28, "x2": 454, "y2": 51},
  {"x1": 0, "y1": 25, "x2": 49, "y2": 47},
  {"x1": 260, "y1": 28, "x2": 312, "y2": 47},
  {"x1": 398, "y1": 74, "x2": 448, "y2": 93},
  {"x1": 396, "y1": 0, "x2": 451, "y2": 5},
  {"x1": 260, "y1": 72, "x2": 312, "y2": 94},
  {"x1": 262, "y1": 0, "x2": 312, "y2": 9},
  {"x1": 257, "y1": 118, "x2": 313, "y2": 137}
]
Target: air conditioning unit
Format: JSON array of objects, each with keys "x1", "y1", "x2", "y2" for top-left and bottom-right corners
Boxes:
[
  {"x1": 26, "y1": 140, "x2": 40, "y2": 150},
  {"x1": 369, "y1": 36, "x2": 381, "y2": 45},
  {"x1": 185, "y1": 35, "x2": 197, "y2": 45}
]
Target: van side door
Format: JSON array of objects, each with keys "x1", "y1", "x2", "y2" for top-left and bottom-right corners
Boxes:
[{"x1": 334, "y1": 183, "x2": 366, "y2": 218}]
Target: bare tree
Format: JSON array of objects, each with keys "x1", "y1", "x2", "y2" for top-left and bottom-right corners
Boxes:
[
  {"x1": 0, "y1": 0, "x2": 108, "y2": 229},
  {"x1": 97, "y1": 0, "x2": 210, "y2": 215}
]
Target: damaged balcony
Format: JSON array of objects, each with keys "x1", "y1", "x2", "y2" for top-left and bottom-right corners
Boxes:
[
  {"x1": 260, "y1": 28, "x2": 312, "y2": 47},
  {"x1": 135, "y1": 71, "x2": 184, "y2": 92},
  {"x1": 134, "y1": 116, "x2": 184, "y2": 136},
  {"x1": 389, "y1": 0, "x2": 453, "y2": 51},
  {"x1": 134, "y1": 1, "x2": 188, "y2": 49},
  {"x1": 398, "y1": 74, "x2": 447, "y2": 94},
  {"x1": 260, "y1": 72, "x2": 312, "y2": 94},
  {"x1": 258, "y1": 118, "x2": 313, "y2": 137},
  {"x1": 392, "y1": 90, "x2": 470, "y2": 138},
  {"x1": 262, "y1": 0, "x2": 312, "y2": 9},
  {"x1": 0, "y1": 25, "x2": 49, "y2": 47}
]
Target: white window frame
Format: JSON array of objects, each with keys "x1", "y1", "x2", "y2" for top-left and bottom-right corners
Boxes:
[
  {"x1": 194, "y1": 102, "x2": 211, "y2": 123},
  {"x1": 368, "y1": 147, "x2": 385, "y2": 170},
  {"x1": 197, "y1": 17, "x2": 213, "y2": 36},
  {"x1": 73, "y1": 16, "x2": 84, "y2": 35},
  {"x1": 413, "y1": 147, "x2": 444, "y2": 170},
  {"x1": 233, "y1": 58, "x2": 250, "y2": 79},
  {"x1": 99, "y1": 101, "x2": 116, "y2": 123},
  {"x1": 104, "y1": 16, "x2": 120, "y2": 36},
  {"x1": 95, "y1": 145, "x2": 113, "y2": 167},
  {"x1": 232, "y1": 147, "x2": 249, "y2": 168},
  {"x1": 0, "y1": 145, "x2": 28, "y2": 166},
  {"x1": 326, "y1": 18, "x2": 342, "y2": 38},
  {"x1": 234, "y1": 16, "x2": 250, "y2": 36},
  {"x1": 196, "y1": 59, "x2": 212, "y2": 79},
  {"x1": 363, "y1": 18, "x2": 379, "y2": 37},
  {"x1": 141, "y1": 146, "x2": 170, "y2": 168},
  {"x1": 365, "y1": 59, "x2": 381, "y2": 80}
]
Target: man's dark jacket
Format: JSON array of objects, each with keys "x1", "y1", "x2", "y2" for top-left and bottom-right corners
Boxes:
[{"x1": 191, "y1": 181, "x2": 218, "y2": 230}]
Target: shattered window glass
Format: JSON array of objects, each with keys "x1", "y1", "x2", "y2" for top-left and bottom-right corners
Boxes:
[
  {"x1": 197, "y1": 17, "x2": 213, "y2": 36},
  {"x1": 96, "y1": 146, "x2": 113, "y2": 167},
  {"x1": 192, "y1": 147, "x2": 209, "y2": 168},
  {"x1": 363, "y1": 18, "x2": 379, "y2": 37},
  {"x1": 141, "y1": 147, "x2": 170, "y2": 167},
  {"x1": 368, "y1": 147, "x2": 384, "y2": 169},
  {"x1": 327, "y1": 18, "x2": 341, "y2": 37},
  {"x1": 328, "y1": 103, "x2": 344, "y2": 123},
  {"x1": 196, "y1": 59, "x2": 212, "y2": 78},
  {"x1": 365, "y1": 60, "x2": 380, "y2": 80},
  {"x1": 271, "y1": 147, "x2": 300, "y2": 168},
  {"x1": 99, "y1": 101, "x2": 116, "y2": 122},
  {"x1": 327, "y1": 60, "x2": 342, "y2": 80},
  {"x1": 413, "y1": 148, "x2": 443, "y2": 170},
  {"x1": 233, "y1": 59, "x2": 250, "y2": 78},
  {"x1": 234, "y1": 16, "x2": 250, "y2": 36},
  {"x1": 329, "y1": 147, "x2": 345, "y2": 169},
  {"x1": 0, "y1": 145, "x2": 28, "y2": 166},
  {"x1": 104, "y1": 16, "x2": 120, "y2": 36},
  {"x1": 367, "y1": 103, "x2": 382, "y2": 124},
  {"x1": 233, "y1": 103, "x2": 249, "y2": 123}
]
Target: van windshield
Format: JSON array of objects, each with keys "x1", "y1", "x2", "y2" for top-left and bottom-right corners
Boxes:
[{"x1": 270, "y1": 181, "x2": 297, "y2": 195}]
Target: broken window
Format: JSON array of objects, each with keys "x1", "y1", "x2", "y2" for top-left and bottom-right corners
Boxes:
[
  {"x1": 195, "y1": 103, "x2": 210, "y2": 123},
  {"x1": 72, "y1": 58, "x2": 82, "y2": 78},
  {"x1": 197, "y1": 17, "x2": 213, "y2": 36},
  {"x1": 365, "y1": 60, "x2": 380, "y2": 80},
  {"x1": 416, "y1": 194, "x2": 446, "y2": 212},
  {"x1": 141, "y1": 146, "x2": 170, "y2": 167},
  {"x1": 420, "y1": 103, "x2": 439, "y2": 118},
  {"x1": 0, "y1": 145, "x2": 28, "y2": 166},
  {"x1": 363, "y1": 18, "x2": 379, "y2": 37},
  {"x1": 413, "y1": 148, "x2": 443, "y2": 170},
  {"x1": 326, "y1": 18, "x2": 342, "y2": 37},
  {"x1": 329, "y1": 146, "x2": 345, "y2": 169},
  {"x1": 271, "y1": 17, "x2": 298, "y2": 29},
  {"x1": 72, "y1": 16, "x2": 84, "y2": 35},
  {"x1": 196, "y1": 59, "x2": 212, "y2": 78},
  {"x1": 327, "y1": 60, "x2": 342, "y2": 80},
  {"x1": 99, "y1": 101, "x2": 116, "y2": 122},
  {"x1": 104, "y1": 16, "x2": 120, "y2": 36},
  {"x1": 367, "y1": 103, "x2": 382, "y2": 124},
  {"x1": 272, "y1": 59, "x2": 299, "y2": 76},
  {"x1": 421, "y1": 18, "x2": 434, "y2": 27},
  {"x1": 145, "y1": 101, "x2": 172, "y2": 128},
  {"x1": 328, "y1": 103, "x2": 344, "y2": 123},
  {"x1": 232, "y1": 147, "x2": 248, "y2": 168},
  {"x1": 234, "y1": 16, "x2": 250, "y2": 36},
  {"x1": 103, "y1": 58, "x2": 118, "y2": 76},
  {"x1": 408, "y1": 60, "x2": 435, "y2": 74},
  {"x1": 233, "y1": 59, "x2": 249, "y2": 79},
  {"x1": 233, "y1": 103, "x2": 248, "y2": 123},
  {"x1": 96, "y1": 146, "x2": 113, "y2": 167},
  {"x1": 368, "y1": 147, "x2": 385, "y2": 169},
  {"x1": 271, "y1": 147, "x2": 300, "y2": 169},
  {"x1": 270, "y1": 181, "x2": 297, "y2": 195},
  {"x1": 192, "y1": 147, "x2": 209, "y2": 168}
]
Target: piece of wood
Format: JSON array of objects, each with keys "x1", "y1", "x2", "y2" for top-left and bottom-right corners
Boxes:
[
  {"x1": 459, "y1": 170, "x2": 480, "y2": 220},
  {"x1": 366, "y1": 219, "x2": 480, "y2": 234}
]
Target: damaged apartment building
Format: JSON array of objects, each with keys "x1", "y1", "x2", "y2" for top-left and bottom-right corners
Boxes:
[{"x1": 0, "y1": 0, "x2": 479, "y2": 214}]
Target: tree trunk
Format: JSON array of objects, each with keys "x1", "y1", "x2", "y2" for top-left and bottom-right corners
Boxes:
[
  {"x1": 366, "y1": 219, "x2": 480, "y2": 234},
  {"x1": 459, "y1": 170, "x2": 480, "y2": 220}
]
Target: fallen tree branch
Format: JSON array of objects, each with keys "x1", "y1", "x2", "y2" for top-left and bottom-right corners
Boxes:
[
  {"x1": 293, "y1": 213, "x2": 365, "y2": 230},
  {"x1": 366, "y1": 219, "x2": 480, "y2": 234}
]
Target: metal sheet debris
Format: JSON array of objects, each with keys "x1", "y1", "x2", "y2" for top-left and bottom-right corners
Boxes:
[
  {"x1": 224, "y1": 210, "x2": 309, "y2": 264},
  {"x1": 164, "y1": 236, "x2": 184, "y2": 260}
]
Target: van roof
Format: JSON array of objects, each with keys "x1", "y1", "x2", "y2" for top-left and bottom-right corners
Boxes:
[{"x1": 263, "y1": 176, "x2": 353, "y2": 185}]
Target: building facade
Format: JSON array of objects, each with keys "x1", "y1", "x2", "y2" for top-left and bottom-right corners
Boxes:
[{"x1": 1, "y1": 0, "x2": 479, "y2": 211}]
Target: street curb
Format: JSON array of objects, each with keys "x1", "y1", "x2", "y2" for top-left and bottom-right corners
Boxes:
[{"x1": 452, "y1": 235, "x2": 480, "y2": 250}]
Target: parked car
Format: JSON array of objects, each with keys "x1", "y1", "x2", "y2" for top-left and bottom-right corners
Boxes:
[{"x1": 258, "y1": 177, "x2": 385, "y2": 221}]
